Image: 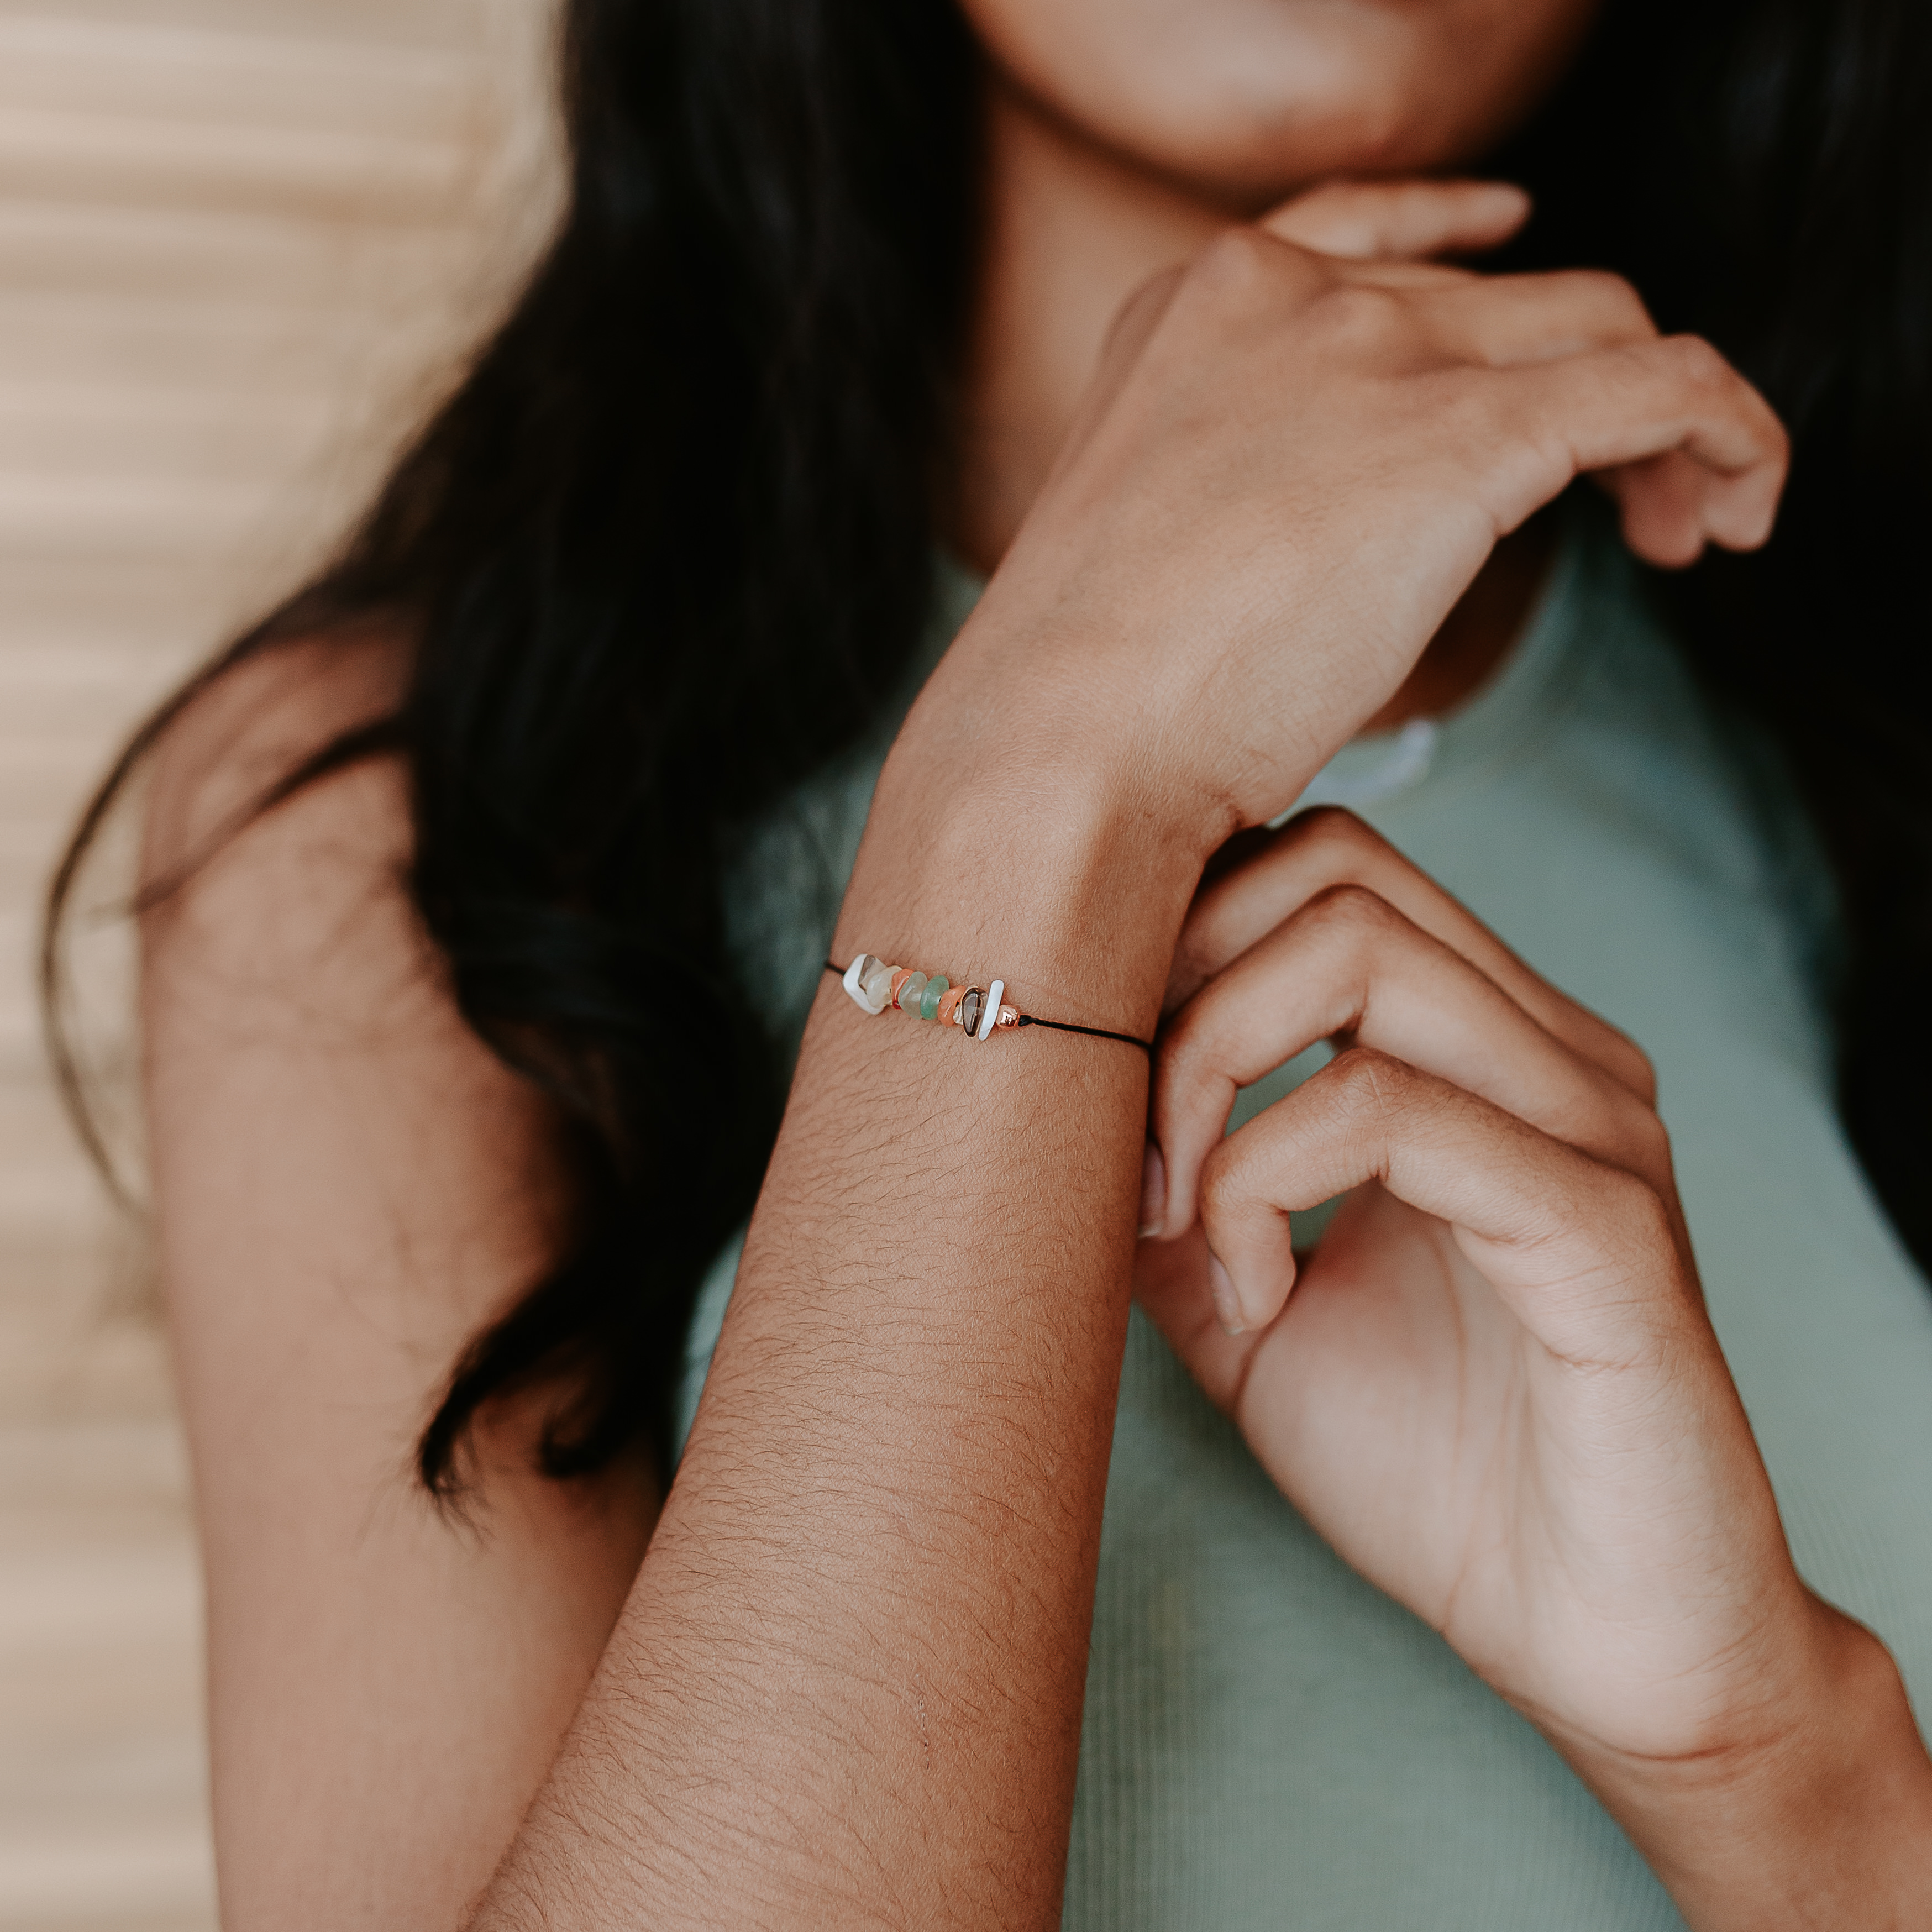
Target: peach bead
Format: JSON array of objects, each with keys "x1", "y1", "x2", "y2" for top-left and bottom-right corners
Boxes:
[
  {"x1": 888, "y1": 969, "x2": 913, "y2": 1006},
  {"x1": 936, "y1": 985, "x2": 965, "y2": 1027}
]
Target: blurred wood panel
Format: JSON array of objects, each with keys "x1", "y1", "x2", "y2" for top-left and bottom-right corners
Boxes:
[{"x1": 0, "y1": 2, "x2": 562, "y2": 1924}]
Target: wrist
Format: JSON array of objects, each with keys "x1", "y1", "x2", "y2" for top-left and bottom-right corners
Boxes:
[
  {"x1": 1569, "y1": 1599, "x2": 1932, "y2": 1930},
  {"x1": 836, "y1": 722, "x2": 1214, "y2": 1040},
  {"x1": 911, "y1": 580, "x2": 1277, "y2": 839}
]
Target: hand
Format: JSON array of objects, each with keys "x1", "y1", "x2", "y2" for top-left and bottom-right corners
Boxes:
[
  {"x1": 1135, "y1": 807, "x2": 1932, "y2": 1926},
  {"x1": 913, "y1": 181, "x2": 1788, "y2": 858}
]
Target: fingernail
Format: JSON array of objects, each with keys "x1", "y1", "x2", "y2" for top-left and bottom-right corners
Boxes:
[
  {"x1": 1138, "y1": 1141, "x2": 1167, "y2": 1239},
  {"x1": 1206, "y1": 1253, "x2": 1245, "y2": 1336}
]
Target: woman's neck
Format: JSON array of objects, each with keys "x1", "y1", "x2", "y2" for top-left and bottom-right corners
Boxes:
[{"x1": 954, "y1": 73, "x2": 1549, "y2": 734}]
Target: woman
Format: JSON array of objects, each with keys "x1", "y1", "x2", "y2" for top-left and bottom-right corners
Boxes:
[{"x1": 49, "y1": 0, "x2": 1932, "y2": 1924}]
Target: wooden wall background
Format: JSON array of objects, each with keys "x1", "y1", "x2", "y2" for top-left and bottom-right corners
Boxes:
[{"x1": 0, "y1": 3, "x2": 561, "y2": 1923}]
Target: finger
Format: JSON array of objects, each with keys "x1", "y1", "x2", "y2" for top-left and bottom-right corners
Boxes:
[
  {"x1": 1169, "y1": 807, "x2": 1655, "y2": 1104},
  {"x1": 1199, "y1": 1047, "x2": 1688, "y2": 1348},
  {"x1": 1261, "y1": 178, "x2": 1530, "y2": 261},
  {"x1": 1151, "y1": 881, "x2": 1671, "y2": 1241},
  {"x1": 1478, "y1": 335, "x2": 1789, "y2": 561},
  {"x1": 1412, "y1": 268, "x2": 1656, "y2": 368},
  {"x1": 1593, "y1": 450, "x2": 1719, "y2": 565}
]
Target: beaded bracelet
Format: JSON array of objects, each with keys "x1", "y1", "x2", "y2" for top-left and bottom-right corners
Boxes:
[{"x1": 828, "y1": 956, "x2": 1153, "y2": 1054}]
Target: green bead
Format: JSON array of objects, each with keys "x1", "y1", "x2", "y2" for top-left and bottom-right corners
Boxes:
[
  {"x1": 920, "y1": 974, "x2": 949, "y2": 1021},
  {"x1": 896, "y1": 970, "x2": 928, "y2": 1013}
]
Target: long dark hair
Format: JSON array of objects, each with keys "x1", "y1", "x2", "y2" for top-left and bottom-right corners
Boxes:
[
  {"x1": 45, "y1": 0, "x2": 1932, "y2": 1493},
  {"x1": 1498, "y1": 0, "x2": 1932, "y2": 1254}
]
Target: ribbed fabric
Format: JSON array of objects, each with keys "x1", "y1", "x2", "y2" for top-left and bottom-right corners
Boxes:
[{"x1": 679, "y1": 514, "x2": 1932, "y2": 1927}]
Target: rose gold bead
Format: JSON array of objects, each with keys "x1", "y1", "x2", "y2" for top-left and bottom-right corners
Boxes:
[{"x1": 996, "y1": 1005, "x2": 1019, "y2": 1028}]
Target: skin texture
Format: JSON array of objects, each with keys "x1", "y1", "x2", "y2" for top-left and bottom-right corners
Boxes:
[
  {"x1": 144, "y1": 640, "x2": 657, "y2": 1926},
  {"x1": 143, "y1": 1, "x2": 1932, "y2": 1926}
]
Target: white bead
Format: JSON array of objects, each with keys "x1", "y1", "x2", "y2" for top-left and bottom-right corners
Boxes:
[
  {"x1": 843, "y1": 953, "x2": 892, "y2": 1015},
  {"x1": 978, "y1": 978, "x2": 1004, "y2": 1041},
  {"x1": 858, "y1": 958, "x2": 896, "y2": 1013}
]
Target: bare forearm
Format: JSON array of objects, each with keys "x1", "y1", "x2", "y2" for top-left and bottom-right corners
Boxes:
[{"x1": 473, "y1": 738, "x2": 1210, "y2": 1928}]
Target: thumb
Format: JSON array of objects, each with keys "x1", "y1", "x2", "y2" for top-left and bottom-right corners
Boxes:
[{"x1": 1262, "y1": 177, "x2": 1530, "y2": 261}]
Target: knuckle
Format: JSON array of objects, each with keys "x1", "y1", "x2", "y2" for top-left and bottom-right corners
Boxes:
[
  {"x1": 1304, "y1": 879, "x2": 1400, "y2": 947},
  {"x1": 1660, "y1": 332, "x2": 1732, "y2": 392},
  {"x1": 1322, "y1": 1042, "x2": 1409, "y2": 1115},
  {"x1": 1186, "y1": 224, "x2": 1290, "y2": 302},
  {"x1": 1307, "y1": 280, "x2": 1409, "y2": 345},
  {"x1": 1288, "y1": 802, "x2": 1379, "y2": 860},
  {"x1": 1596, "y1": 1163, "x2": 1672, "y2": 1245},
  {"x1": 1197, "y1": 1142, "x2": 1248, "y2": 1220},
  {"x1": 1610, "y1": 1033, "x2": 1658, "y2": 1105},
  {"x1": 1614, "y1": 1099, "x2": 1672, "y2": 1179},
  {"x1": 1327, "y1": 1041, "x2": 1389, "y2": 1079},
  {"x1": 1562, "y1": 266, "x2": 1650, "y2": 321}
]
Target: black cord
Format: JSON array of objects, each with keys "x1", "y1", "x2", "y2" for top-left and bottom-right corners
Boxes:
[
  {"x1": 823, "y1": 962, "x2": 1152, "y2": 1054},
  {"x1": 1014, "y1": 1014, "x2": 1153, "y2": 1053}
]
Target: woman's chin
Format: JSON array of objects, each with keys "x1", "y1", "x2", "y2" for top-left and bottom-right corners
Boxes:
[{"x1": 960, "y1": 0, "x2": 1602, "y2": 207}]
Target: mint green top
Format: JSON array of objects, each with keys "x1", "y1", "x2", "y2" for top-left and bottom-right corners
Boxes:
[{"x1": 678, "y1": 520, "x2": 1932, "y2": 1928}]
